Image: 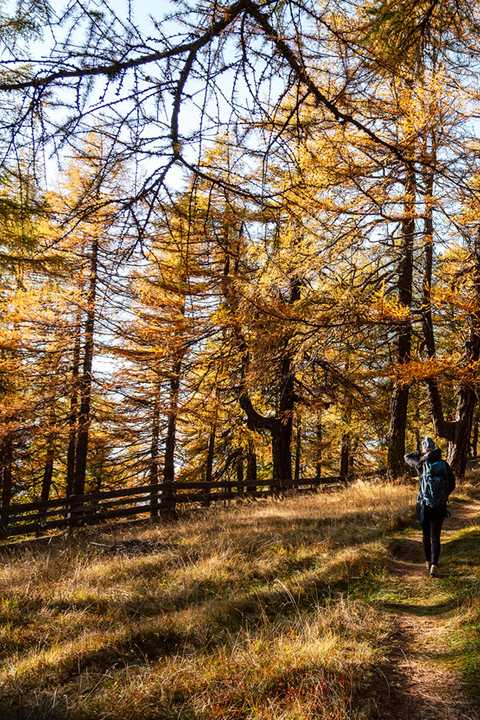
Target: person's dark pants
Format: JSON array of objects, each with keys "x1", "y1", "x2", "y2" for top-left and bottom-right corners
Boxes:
[{"x1": 420, "y1": 506, "x2": 445, "y2": 565}]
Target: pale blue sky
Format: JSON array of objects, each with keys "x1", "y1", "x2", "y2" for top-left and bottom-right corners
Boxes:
[{"x1": 1, "y1": 0, "x2": 268, "y2": 197}]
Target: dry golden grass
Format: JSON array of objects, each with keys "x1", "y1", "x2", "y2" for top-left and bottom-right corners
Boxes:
[{"x1": 0, "y1": 480, "x2": 414, "y2": 720}]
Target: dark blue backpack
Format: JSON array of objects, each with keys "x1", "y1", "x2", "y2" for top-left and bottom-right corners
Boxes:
[{"x1": 420, "y1": 460, "x2": 449, "y2": 510}]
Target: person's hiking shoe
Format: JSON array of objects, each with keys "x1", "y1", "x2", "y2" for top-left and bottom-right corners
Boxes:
[
  {"x1": 430, "y1": 564, "x2": 438, "y2": 577},
  {"x1": 425, "y1": 561, "x2": 431, "y2": 573}
]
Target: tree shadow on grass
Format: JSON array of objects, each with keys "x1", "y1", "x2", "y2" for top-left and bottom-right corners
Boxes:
[
  {"x1": 15, "y1": 507, "x2": 407, "y2": 619},
  {"x1": 389, "y1": 536, "x2": 423, "y2": 563},
  {"x1": 382, "y1": 598, "x2": 457, "y2": 616},
  {"x1": 1, "y1": 536, "x2": 385, "y2": 703},
  {"x1": 0, "y1": 505, "x2": 415, "y2": 719},
  {"x1": 194, "y1": 508, "x2": 413, "y2": 559},
  {"x1": 441, "y1": 527, "x2": 480, "y2": 566},
  {"x1": 0, "y1": 693, "x2": 70, "y2": 720}
]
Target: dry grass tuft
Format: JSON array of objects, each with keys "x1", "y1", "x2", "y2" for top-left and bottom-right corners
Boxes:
[{"x1": 0, "y1": 480, "x2": 413, "y2": 719}]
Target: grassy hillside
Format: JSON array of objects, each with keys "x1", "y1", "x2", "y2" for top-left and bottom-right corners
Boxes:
[{"x1": 0, "y1": 481, "x2": 414, "y2": 720}]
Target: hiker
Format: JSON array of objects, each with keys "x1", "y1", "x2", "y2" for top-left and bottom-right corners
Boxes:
[{"x1": 404, "y1": 437, "x2": 455, "y2": 577}]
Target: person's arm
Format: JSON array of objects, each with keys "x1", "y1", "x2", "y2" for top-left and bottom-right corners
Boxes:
[{"x1": 404, "y1": 452, "x2": 421, "y2": 470}]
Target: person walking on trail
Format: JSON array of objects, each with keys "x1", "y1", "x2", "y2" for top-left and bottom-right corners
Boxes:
[{"x1": 404, "y1": 437, "x2": 455, "y2": 577}]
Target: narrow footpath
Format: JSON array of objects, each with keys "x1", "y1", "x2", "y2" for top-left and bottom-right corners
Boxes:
[{"x1": 377, "y1": 499, "x2": 480, "y2": 720}]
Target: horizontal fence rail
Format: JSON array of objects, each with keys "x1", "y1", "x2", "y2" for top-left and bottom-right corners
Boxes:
[
  {"x1": 2, "y1": 455, "x2": 476, "y2": 541},
  {"x1": 0, "y1": 474, "x2": 353, "y2": 540}
]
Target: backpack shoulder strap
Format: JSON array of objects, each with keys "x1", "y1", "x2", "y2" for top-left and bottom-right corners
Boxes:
[{"x1": 420, "y1": 460, "x2": 430, "y2": 497}]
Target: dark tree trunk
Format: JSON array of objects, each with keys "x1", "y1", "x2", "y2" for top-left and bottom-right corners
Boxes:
[
  {"x1": 388, "y1": 164, "x2": 416, "y2": 477},
  {"x1": 349, "y1": 437, "x2": 358, "y2": 476},
  {"x1": 149, "y1": 378, "x2": 161, "y2": 520},
  {"x1": 294, "y1": 415, "x2": 301, "y2": 486},
  {"x1": 271, "y1": 421, "x2": 293, "y2": 491},
  {"x1": 240, "y1": 368, "x2": 294, "y2": 492},
  {"x1": 246, "y1": 437, "x2": 257, "y2": 494},
  {"x1": 204, "y1": 428, "x2": 216, "y2": 506},
  {"x1": 41, "y1": 441, "x2": 55, "y2": 504},
  {"x1": 74, "y1": 237, "x2": 98, "y2": 500},
  {"x1": 340, "y1": 395, "x2": 353, "y2": 481},
  {"x1": 40, "y1": 414, "x2": 56, "y2": 524},
  {"x1": 239, "y1": 363, "x2": 295, "y2": 491},
  {"x1": 340, "y1": 432, "x2": 351, "y2": 481},
  {"x1": 66, "y1": 301, "x2": 82, "y2": 498},
  {"x1": 92, "y1": 457, "x2": 104, "y2": 494},
  {"x1": 449, "y1": 387, "x2": 477, "y2": 478},
  {"x1": 0, "y1": 436, "x2": 13, "y2": 536},
  {"x1": 421, "y1": 137, "x2": 456, "y2": 444},
  {"x1": 315, "y1": 414, "x2": 322, "y2": 481},
  {"x1": 236, "y1": 456, "x2": 244, "y2": 496},
  {"x1": 471, "y1": 412, "x2": 479, "y2": 458},
  {"x1": 226, "y1": 223, "x2": 297, "y2": 492},
  {"x1": 388, "y1": 386, "x2": 410, "y2": 476},
  {"x1": 271, "y1": 281, "x2": 301, "y2": 490},
  {"x1": 162, "y1": 359, "x2": 181, "y2": 516}
]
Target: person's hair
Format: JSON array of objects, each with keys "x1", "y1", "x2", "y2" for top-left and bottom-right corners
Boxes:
[{"x1": 422, "y1": 436, "x2": 436, "y2": 453}]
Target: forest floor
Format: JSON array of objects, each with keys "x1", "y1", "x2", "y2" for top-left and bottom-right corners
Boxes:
[{"x1": 1, "y1": 480, "x2": 480, "y2": 720}]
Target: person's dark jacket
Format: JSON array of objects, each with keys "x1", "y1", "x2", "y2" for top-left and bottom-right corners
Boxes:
[{"x1": 404, "y1": 448, "x2": 456, "y2": 519}]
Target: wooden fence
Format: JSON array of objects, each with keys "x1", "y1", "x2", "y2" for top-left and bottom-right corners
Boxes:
[{"x1": 0, "y1": 475, "x2": 346, "y2": 540}]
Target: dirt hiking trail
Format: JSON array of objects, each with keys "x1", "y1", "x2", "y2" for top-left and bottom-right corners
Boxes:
[{"x1": 377, "y1": 499, "x2": 480, "y2": 720}]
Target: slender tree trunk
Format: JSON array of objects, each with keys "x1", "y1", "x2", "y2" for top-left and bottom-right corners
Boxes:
[
  {"x1": 388, "y1": 387, "x2": 410, "y2": 475},
  {"x1": 420, "y1": 135, "x2": 456, "y2": 443},
  {"x1": 340, "y1": 432, "x2": 351, "y2": 480},
  {"x1": 270, "y1": 280, "x2": 301, "y2": 491},
  {"x1": 236, "y1": 456, "x2": 244, "y2": 496},
  {"x1": 349, "y1": 437, "x2": 358, "y2": 477},
  {"x1": 40, "y1": 410, "x2": 56, "y2": 524},
  {"x1": 205, "y1": 425, "x2": 216, "y2": 507},
  {"x1": 204, "y1": 427, "x2": 216, "y2": 506},
  {"x1": 340, "y1": 394, "x2": 352, "y2": 481},
  {"x1": 449, "y1": 388, "x2": 477, "y2": 477},
  {"x1": 315, "y1": 414, "x2": 322, "y2": 481},
  {"x1": 66, "y1": 302, "x2": 82, "y2": 498},
  {"x1": 162, "y1": 359, "x2": 181, "y2": 517},
  {"x1": 471, "y1": 412, "x2": 479, "y2": 458},
  {"x1": 73, "y1": 236, "x2": 99, "y2": 523},
  {"x1": 246, "y1": 437, "x2": 257, "y2": 495},
  {"x1": 388, "y1": 163, "x2": 416, "y2": 477},
  {"x1": 0, "y1": 436, "x2": 13, "y2": 536},
  {"x1": 294, "y1": 415, "x2": 301, "y2": 486},
  {"x1": 92, "y1": 456, "x2": 104, "y2": 494},
  {"x1": 149, "y1": 378, "x2": 161, "y2": 520}
]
